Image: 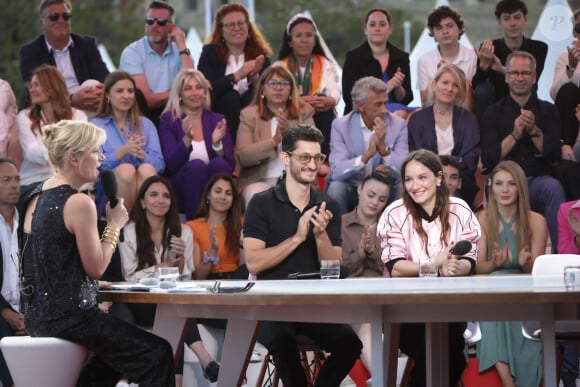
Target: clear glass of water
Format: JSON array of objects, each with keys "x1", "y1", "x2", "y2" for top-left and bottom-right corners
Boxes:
[
  {"x1": 157, "y1": 267, "x2": 179, "y2": 286},
  {"x1": 320, "y1": 260, "x2": 340, "y2": 279},
  {"x1": 564, "y1": 266, "x2": 580, "y2": 289},
  {"x1": 419, "y1": 258, "x2": 438, "y2": 277}
]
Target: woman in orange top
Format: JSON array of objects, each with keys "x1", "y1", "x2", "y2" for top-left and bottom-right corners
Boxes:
[{"x1": 180, "y1": 173, "x2": 244, "y2": 382}]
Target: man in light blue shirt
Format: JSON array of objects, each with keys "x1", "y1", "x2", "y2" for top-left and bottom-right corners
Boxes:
[{"x1": 120, "y1": 1, "x2": 194, "y2": 122}]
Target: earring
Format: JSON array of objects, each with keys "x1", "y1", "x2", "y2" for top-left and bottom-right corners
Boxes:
[
  {"x1": 141, "y1": 204, "x2": 145, "y2": 210},
  {"x1": 106, "y1": 98, "x2": 110, "y2": 104},
  {"x1": 261, "y1": 94, "x2": 265, "y2": 100},
  {"x1": 288, "y1": 96, "x2": 292, "y2": 101},
  {"x1": 72, "y1": 157, "x2": 77, "y2": 162}
]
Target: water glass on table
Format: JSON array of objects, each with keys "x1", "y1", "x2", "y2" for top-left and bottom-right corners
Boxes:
[
  {"x1": 157, "y1": 267, "x2": 179, "y2": 286},
  {"x1": 320, "y1": 260, "x2": 340, "y2": 279},
  {"x1": 419, "y1": 258, "x2": 438, "y2": 277},
  {"x1": 564, "y1": 266, "x2": 580, "y2": 289}
]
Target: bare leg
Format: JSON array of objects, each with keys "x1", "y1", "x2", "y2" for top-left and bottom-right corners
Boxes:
[
  {"x1": 495, "y1": 361, "x2": 516, "y2": 387},
  {"x1": 190, "y1": 341, "x2": 215, "y2": 369},
  {"x1": 353, "y1": 323, "x2": 372, "y2": 373},
  {"x1": 114, "y1": 164, "x2": 137, "y2": 213}
]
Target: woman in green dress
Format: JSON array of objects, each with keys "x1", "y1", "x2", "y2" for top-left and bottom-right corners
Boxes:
[{"x1": 475, "y1": 160, "x2": 548, "y2": 387}]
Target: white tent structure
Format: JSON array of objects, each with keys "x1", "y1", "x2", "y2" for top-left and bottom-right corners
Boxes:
[
  {"x1": 408, "y1": 0, "x2": 473, "y2": 107},
  {"x1": 186, "y1": 27, "x2": 205, "y2": 68},
  {"x1": 98, "y1": 44, "x2": 116, "y2": 72},
  {"x1": 531, "y1": 0, "x2": 574, "y2": 102}
]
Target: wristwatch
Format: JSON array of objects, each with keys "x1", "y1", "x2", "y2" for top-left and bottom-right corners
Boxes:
[
  {"x1": 378, "y1": 146, "x2": 391, "y2": 157},
  {"x1": 179, "y1": 48, "x2": 191, "y2": 56},
  {"x1": 529, "y1": 127, "x2": 542, "y2": 138}
]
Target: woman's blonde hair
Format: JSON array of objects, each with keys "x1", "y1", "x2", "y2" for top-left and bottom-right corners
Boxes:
[
  {"x1": 43, "y1": 120, "x2": 106, "y2": 168},
  {"x1": 164, "y1": 69, "x2": 211, "y2": 119},
  {"x1": 430, "y1": 63, "x2": 467, "y2": 106}
]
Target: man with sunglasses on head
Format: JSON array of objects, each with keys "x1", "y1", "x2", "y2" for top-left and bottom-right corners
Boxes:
[
  {"x1": 480, "y1": 51, "x2": 565, "y2": 252},
  {"x1": 19, "y1": 0, "x2": 109, "y2": 112},
  {"x1": 120, "y1": 0, "x2": 194, "y2": 126},
  {"x1": 243, "y1": 124, "x2": 362, "y2": 387},
  {"x1": 327, "y1": 76, "x2": 408, "y2": 214}
]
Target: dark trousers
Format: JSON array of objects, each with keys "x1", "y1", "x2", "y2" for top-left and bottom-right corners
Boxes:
[
  {"x1": 259, "y1": 321, "x2": 362, "y2": 387},
  {"x1": 399, "y1": 322, "x2": 467, "y2": 387},
  {"x1": 27, "y1": 308, "x2": 174, "y2": 387}
]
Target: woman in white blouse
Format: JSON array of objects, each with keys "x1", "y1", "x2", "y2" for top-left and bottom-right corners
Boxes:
[{"x1": 17, "y1": 65, "x2": 86, "y2": 199}]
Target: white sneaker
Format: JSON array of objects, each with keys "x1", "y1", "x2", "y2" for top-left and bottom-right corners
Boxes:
[
  {"x1": 366, "y1": 377, "x2": 372, "y2": 387},
  {"x1": 115, "y1": 382, "x2": 129, "y2": 387}
]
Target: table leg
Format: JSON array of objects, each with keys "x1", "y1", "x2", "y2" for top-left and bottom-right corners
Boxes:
[
  {"x1": 153, "y1": 303, "x2": 187, "y2": 354},
  {"x1": 426, "y1": 322, "x2": 448, "y2": 387},
  {"x1": 218, "y1": 318, "x2": 259, "y2": 387},
  {"x1": 541, "y1": 305, "x2": 557, "y2": 387}
]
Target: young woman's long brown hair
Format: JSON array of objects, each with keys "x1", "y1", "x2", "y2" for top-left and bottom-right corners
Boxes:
[
  {"x1": 401, "y1": 150, "x2": 450, "y2": 256},
  {"x1": 27, "y1": 64, "x2": 73, "y2": 135},
  {"x1": 194, "y1": 173, "x2": 242, "y2": 255},
  {"x1": 131, "y1": 175, "x2": 181, "y2": 270}
]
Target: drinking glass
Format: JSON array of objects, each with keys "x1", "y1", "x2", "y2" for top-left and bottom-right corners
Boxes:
[
  {"x1": 157, "y1": 267, "x2": 179, "y2": 286},
  {"x1": 419, "y1": 258, "x2": 438, "y2": 277},
  {"x1": 564, "y1": 266, "x2": 580, "y2": 289},
  {"x1": 320, "y1": 260, "x2": 340, "y2": 279}
]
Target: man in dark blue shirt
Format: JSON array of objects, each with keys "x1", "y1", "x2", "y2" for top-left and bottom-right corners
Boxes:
[
  {"x1": 480, "y1": 51, "x2": 565, "y2": 251},
  {"x1": 243, "y1": 124, "x2": 362, "y2": 386}
]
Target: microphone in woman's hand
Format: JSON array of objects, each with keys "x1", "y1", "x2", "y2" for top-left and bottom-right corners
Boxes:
[
  {"x1": 100, "y1": 170, "x2": 118, "y2": 208},
  {"x1": 449, "y1": 240, "x2": 472, "y2": 256}
]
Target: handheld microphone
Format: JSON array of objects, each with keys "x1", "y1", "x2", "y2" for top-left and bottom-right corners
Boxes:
[
  {"x1": 449, "y1": 240, "x2": 472, "y2": 256},
  {"x1": 100, "y1": 170, "x2": 118, "y2": 208}
]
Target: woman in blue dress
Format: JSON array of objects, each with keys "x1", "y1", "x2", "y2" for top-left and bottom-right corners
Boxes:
[{"x1": 476, "y1": 160, "x2": 548, "y2": 387}]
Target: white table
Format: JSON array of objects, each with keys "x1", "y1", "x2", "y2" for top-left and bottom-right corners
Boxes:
[{"x1": 101, "y1": 275, "x2": 580, "y2": 387}]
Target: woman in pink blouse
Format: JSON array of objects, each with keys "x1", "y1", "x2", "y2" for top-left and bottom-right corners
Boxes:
[{"x1": 377, "y1": 149, "x2": 480, "y2": 387}]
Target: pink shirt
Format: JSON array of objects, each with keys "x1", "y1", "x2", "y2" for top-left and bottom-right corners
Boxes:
[
  {"x1": 377, "y1": 197, "x2": 481, "y2": 277},
  {"x1": 557, "y1": 200, "x2": 580, "y2": 254}
]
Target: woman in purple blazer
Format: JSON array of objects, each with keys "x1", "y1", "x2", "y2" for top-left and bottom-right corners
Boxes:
[
  {"x1": 159, "y1": 69, "x2": 235, "y2": 220},
  {"x1": 407, "y1": 64, "x2": 480, "y2": 207}
]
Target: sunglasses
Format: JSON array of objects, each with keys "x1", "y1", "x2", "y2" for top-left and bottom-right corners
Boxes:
[
  {"x1": 145, "y1": 17, "x2": 170, "y2": 26},
  {"x1": 43, "y1": 12, "x2": 72, "y2": 22},
  {"x1": 79, "y1": 189, "x2": 96, "y2": 195}
]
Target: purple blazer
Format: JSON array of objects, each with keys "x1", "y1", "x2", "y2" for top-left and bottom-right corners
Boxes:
[{"x1": 158, "y1": 110, "x2": 235, "y2": 178}]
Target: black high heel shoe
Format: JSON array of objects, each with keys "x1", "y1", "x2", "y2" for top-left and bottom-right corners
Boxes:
[{"x1": 203, "y1": 361, "x2": 219, "y2": 383}]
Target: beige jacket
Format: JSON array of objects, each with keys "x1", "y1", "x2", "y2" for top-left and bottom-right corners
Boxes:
[{"x1": 236, "y1": 104, "x2": 315, "y2": 190}]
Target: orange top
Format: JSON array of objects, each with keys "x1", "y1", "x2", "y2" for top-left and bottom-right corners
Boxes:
[{"x1": 187, "y1": 218, "x2": 241, "y2": 274}]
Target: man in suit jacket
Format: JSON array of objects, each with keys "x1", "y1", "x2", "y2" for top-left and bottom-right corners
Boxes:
[
  {"x1": 0, "y1": 158, "x2": 23, "y2": 387},
  {"x1": 328, "y1": 76, "x2": 408, "y2": 214},
  {"x1": 19, "y1": 0, "x2": 109, "y2": 111}
]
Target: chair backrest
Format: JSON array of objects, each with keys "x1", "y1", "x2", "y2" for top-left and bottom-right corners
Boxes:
[{"x1": 531, "y1": 254, "x2": 580, "y2": 276}]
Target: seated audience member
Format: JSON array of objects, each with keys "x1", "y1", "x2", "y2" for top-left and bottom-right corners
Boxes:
[
  {"x1": 0, "y1": 159, "x2": 23, "y2": 387},
  {"x1": 377, "y1": 149, "x2": 480, "y2": 387},
  {"x1": 274, "y1": 13, "x2": 340, "y2": 157},
  {"x1": 472, "y1": 0, "x2": 547, "y2": 118},
  {"x1": 408, "y1": 64, "x2": 479, "y2": 206},
  {"x1": 21, "y1": 120, "x2": 174, "y2": 386},
  {"x1": 91, "y1": 70, "x2": 164, "y2": 214},
  {"x1": 159, "y1": 69, "x2": 235, "y2": 220},
  {"x1": 19, "y1": 0, "x2": 109, "y2": 111},
  {"x1": 120, "y1": 0, "x2": 194, "y2": 126},
  {"x1": 179, "y1": 174, "x2": 244, "y2": 383},
  {"x1": 236, "y1": 66, "x2": 315, "y2": 207},
  {"x1": 244, "y1": 124, "x2": 362, "y2": 387},
  {"x1": 417, "y1": 6, "x2": 476, "y2": 110},
  {"x1": 440, "y1": 155, "x2": 462, "y2": 198},
  {"x1": 342, "y1": 9, "x2": 413, "y2": 117},
  {"x1": 118, "y1": 176, "x2": 193, "y2": 327},
  {"x1": 558, "y1": 197, "x2": 580, "y2": 254},
  {"x1": 475, "y1": 160, "x2": 546, "y2": 387},
  {"x1": 0, "y1": 80, "x2": 21, "y2": 166},
  {"x1": 18, "y1": 65, "x2": 87, "y2": 204},
  {"x1": 198, "y1": 3, "x2": 271, "y2": 140},
  {"x1": 480, "y1": 51, "x2": 564, "y2": 251},
  {"x1": 328, "y1": 76, "x2": 407, "y2": 214},
  {"x1": 341, "y1": 164, "x2": 397, "y2": 380}
]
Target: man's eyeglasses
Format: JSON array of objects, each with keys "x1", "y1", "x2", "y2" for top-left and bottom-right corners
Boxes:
[
  {"x1": 43, "y1": 12, "x2": 72, "y2": 22},
  {"x1": 222, "y1": 21, "x2": 247, "y2": 30},
  {"x1": 80, "y1": 189, "x2": 96, "y2": 195},
  {"x1": 145, "y1": 17, "x2": 170, "y2": 26},
  {"x1": 506, "y1": 70, "x2": 533, "y2": 79},
  {"x1": 287, "y1": 152, "x2": 327, "y2": 165},
  {"x1": 266, "y1": 80, "x2": 291, "y2": 88}
]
